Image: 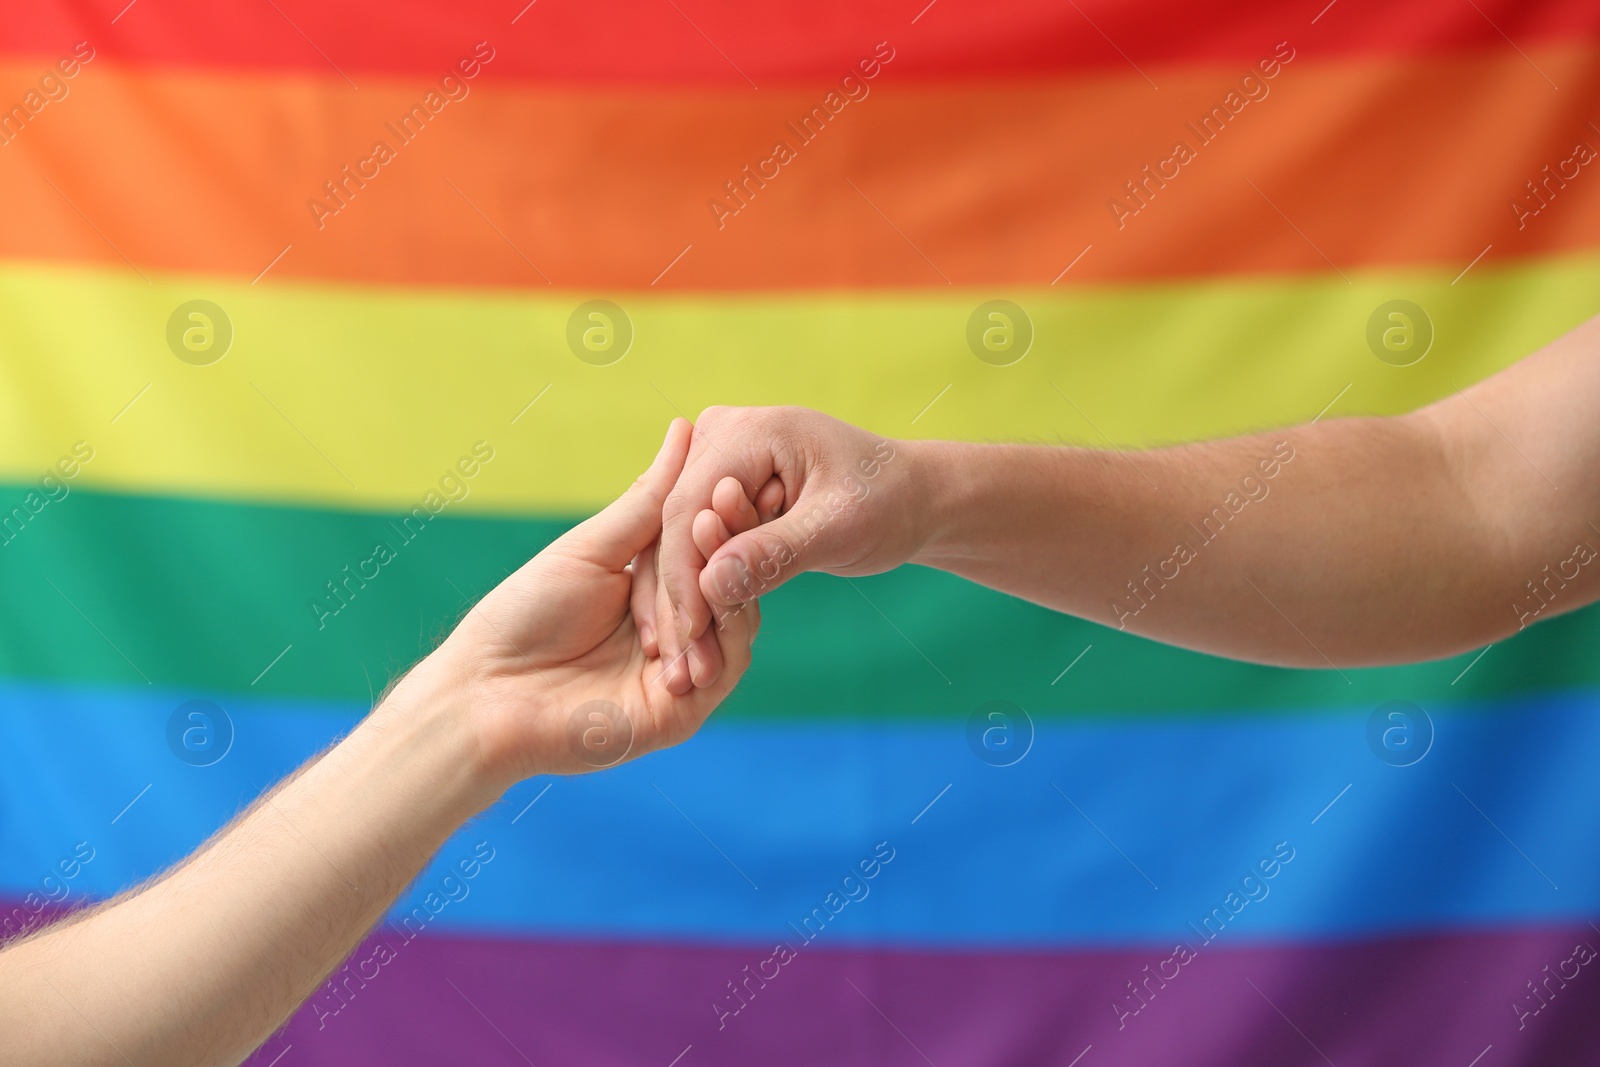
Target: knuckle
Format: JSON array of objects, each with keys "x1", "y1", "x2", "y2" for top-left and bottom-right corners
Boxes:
[
  {"x1": 696, "y1": 404, "x2": 732, "y2": 428},
  {"x1": 751, "y1": 528, "x2": 798, "y2": 575},
  {"x1": 661, "y1": 483, "x2": 694, "y2": 520}
]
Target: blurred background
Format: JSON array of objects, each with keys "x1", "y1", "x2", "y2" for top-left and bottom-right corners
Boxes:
[{"x1": 2, "y1": 1, "x2": 1599, "y2": 1063}]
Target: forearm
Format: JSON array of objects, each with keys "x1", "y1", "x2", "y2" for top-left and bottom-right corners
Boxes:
[
  {"x1": 907, "y1": 414, "x2": 1529, "y2": 668},
  {"x1": 0, "y1": 418, "x2": 740, "y2": 1065},
  {"x1": 0, "y1": 653, "x2": 501, "y2": 1067},
  {"x1": 906, "y1": 315, "x2": 1600, "y2": 667}
]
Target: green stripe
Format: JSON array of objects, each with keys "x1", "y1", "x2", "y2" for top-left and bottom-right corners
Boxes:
[{"x1": 2, "y1": 484, "x2": 1592, "y2": 716}]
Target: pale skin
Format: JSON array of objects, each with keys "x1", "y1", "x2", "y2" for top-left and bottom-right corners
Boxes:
[
  {"x1": 656, "y1": 313, "x2": 1600, "y2": 678},
  {"x1": 0, "y1": 418, "x2": 758, "y2": 1067}
]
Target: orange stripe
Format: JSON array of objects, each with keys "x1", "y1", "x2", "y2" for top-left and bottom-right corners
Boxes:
[{"x1": 2, "y1": 44, "x2": 1598, "y2": 290}]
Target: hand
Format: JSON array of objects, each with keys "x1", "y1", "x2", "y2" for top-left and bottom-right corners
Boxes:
[
  {"x1": 629, "y1": 453, "x2": 784, "y2": 695},
  {"x1": 655, "y1": 406, "x2": 923, "y2": 680},
  {"x1": 426, "y1": 418, "x2": 759, "y2": 785}
]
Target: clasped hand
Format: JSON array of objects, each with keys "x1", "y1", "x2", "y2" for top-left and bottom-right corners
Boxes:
[{"x1": 425, "y1": 409, "x2": 912, "y2": 789}]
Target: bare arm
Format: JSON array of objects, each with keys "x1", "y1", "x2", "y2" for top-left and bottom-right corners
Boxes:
[
  {"x1": 659, "y1": 315, "x2": 1600, "y2": 669},
  {"x1": 0, "y1": 419, "x2": 755, "y2": 1067}
]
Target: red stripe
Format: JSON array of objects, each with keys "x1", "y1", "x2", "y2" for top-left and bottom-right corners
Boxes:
[{"x1": 9, "y1": 0, "x2": 1600, "y2": 86}]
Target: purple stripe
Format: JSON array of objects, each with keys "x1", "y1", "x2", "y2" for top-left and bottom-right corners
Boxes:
[{"x1": 233, "y1": 924, "x2": 1600, "y2": 1066}]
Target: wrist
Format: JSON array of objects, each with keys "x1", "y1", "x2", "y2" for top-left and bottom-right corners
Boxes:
[
  {"x1": 903, "y1": 437, "x2": 972, "y2": 567},
  {"x1": 362, "y1": 647, "x2": 511, "y2": 818}
]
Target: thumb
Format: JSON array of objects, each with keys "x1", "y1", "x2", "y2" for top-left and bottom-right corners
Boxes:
[
  {"x1": 700, "y1": 513, "x2": 819, "y2": 607},
  {"x1": 570, "y1": 419, "x2": 691, "y2": 570}
]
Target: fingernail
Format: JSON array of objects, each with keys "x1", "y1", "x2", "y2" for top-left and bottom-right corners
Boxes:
[
  {"x1": 708, "y1": 557, "x2": 752, "y2": 605},
  {"x1": 685, "y1": 643, "x2": 706, "y2": 686}
]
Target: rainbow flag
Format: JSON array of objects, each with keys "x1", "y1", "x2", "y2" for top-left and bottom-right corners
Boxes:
[{"x1": 3, "y1": 1, "x2": 1600, "y2": 1062}]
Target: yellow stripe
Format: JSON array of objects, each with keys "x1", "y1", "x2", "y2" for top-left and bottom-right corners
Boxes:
[{"x1": 2, "y1": 254, "x2": 1596, "y2": 514}]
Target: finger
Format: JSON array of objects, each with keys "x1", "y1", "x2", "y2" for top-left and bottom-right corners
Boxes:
[
  {"x1": 658, "y1": 422, "x2": 776, "y2": 645},
  {"x1": 652, "y1": 565, "x2": 694, "y2": 695},
  {"x1": 686, "y1": 507, "x2": 734, "y2": 687},
  {"x1": 571, "y1": 418, "x2": 692, "y2": 571},
  {"x1": 630, "y1": 541, "x2": 660, "y2": 658},
  {"x1": 754, "y1": 476, "x2": 786, "y2": 522},
  {"x1": 645, "y1": 598, "x2": 759, "y2": 745},
  {"x1": 712, "y1": 596, "x2": 759, "y2": 680},
  {"x1": 698, "y1": 509, "x2": 820, "y2": 608},
  {"x1": 711, "y1": 475, "x2": 760, "y2": 536},
  {"x1": 692, "y1": 508, "x2": 732, "y2": 563},
  {"x1": 651, "y1": 535, "x2": 692, "y2": 692},
  {"x1": 684, "y1": 624, "x2": 725, "y2": 689}
]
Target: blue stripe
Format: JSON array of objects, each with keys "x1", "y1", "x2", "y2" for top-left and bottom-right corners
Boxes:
[{"x1": 1, "y1": 679, "x2": 1594, "y2": 947}]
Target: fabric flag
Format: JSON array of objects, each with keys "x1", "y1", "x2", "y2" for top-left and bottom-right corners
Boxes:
[{"x1": 1, "y1": 1, "x2": 1598, "y2": 1063}]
